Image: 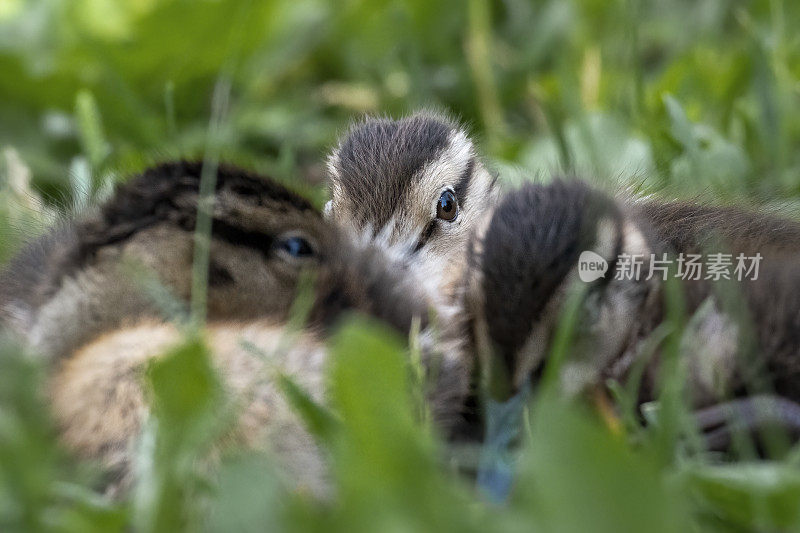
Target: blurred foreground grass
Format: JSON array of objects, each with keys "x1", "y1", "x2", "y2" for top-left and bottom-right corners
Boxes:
[
  {"x1": 2, "y1": 0, "x2": 800, "y2": 531},
  {"x1": 6, "y1": 314, "x2": 800, "y2": 532}
]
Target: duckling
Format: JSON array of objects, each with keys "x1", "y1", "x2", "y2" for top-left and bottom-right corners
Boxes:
[
  {"x1": 0, "y1": 161, "x2": 472, "y2": 496},
  {"x1": 325, "y1": 112, "x2": 499, "y2": 299},
  {"x1": 465, "y1": 179, "x2": 800, "y2": 444},
  {"x1": 464, "y1": 180, "x2": 646, "y2": 399},
  {"x1": 0, "y1": 161, "x2": 442, "y2": 359}
]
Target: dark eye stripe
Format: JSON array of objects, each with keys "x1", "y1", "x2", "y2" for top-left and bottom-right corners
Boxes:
[
  {"x1": 210, "y1": 220, "x2": 317, "y2": 260},
  {"x1": 453, "y1": 157, "x2": 475, "y2": 208},
  {"x1": 413, "y1": 220, "x2": 437, "y2": 253},
  {"x1": 210, "y1": 218, "x2": 275, "y2": 257}
]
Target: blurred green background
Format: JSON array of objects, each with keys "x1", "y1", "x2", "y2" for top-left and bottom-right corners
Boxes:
[
  {"x1": 2, "y1": 0, "x2": 800, "y2": 531},
  {"x1": 2, "y1": 0, "x2": 800, "y2": 210}
]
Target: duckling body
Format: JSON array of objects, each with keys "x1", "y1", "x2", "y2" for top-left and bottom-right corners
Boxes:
[{"x1": 50, "y1": 319, "x2": 330, "y2": 497}]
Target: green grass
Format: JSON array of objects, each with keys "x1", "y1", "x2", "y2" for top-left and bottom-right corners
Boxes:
[{"x1": 2, "y1": 0, "x2": 800, "y2": 531}]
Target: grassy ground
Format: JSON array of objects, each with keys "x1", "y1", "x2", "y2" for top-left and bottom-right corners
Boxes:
[{"x1": 2, "y1": 0, "x2": 800, "y2": 531}]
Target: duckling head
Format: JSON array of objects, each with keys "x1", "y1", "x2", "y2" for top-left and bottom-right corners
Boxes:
[
  {"x1": 0, "y1": 161, "x2": 432, "y2": 361},
  {"x1": 465, "y1": 180, "x2": 661, "y2": 399},
  {"x1": 325, "y1": 112, "x2": 499, "y2": 299}
]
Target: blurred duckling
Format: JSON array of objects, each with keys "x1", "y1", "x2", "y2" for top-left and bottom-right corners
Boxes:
[
  {"x1": 325, "y1": 112, "x2": 499, "y2": 299},
  {"x1": 465, "y1": 179, "x2": 800, "y2": 445},
  {"x1": 0, "y1": 161, "x2": 472, "y2": 496}
]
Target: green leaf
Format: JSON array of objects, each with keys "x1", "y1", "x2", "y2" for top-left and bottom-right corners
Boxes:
[
  {"x1": 277, "y1": 372, "x2": 339, "y2": 442},
  {"x1": 146, "y1": 338, "x2": 221, "y2": 428},
  {"x1": 134, "y1": 337, "x2": 224, "y2": 533},
  {"x1": 685, "y1": 463, "x2": 800, "y2": 530},
  {"x1": 75, "y1": 90, "x2": 111, "y2": 172},
  {"x1": 326, "y1": 317, "x2": 479, "y2": 531},
  {"x1": 514, "y1": 395, "x2": 692, "y2": 533},
  {"x1": 663, "y1": 94, "x2": 697, "y2": 152}
]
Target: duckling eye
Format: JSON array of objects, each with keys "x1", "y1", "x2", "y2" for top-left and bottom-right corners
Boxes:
[
  {"x1": 436, "y1": 190, "x2": 458, "y2": 221},
  {"x1": 277, "y1": 236, "x2": 315, "y2": 258}
]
